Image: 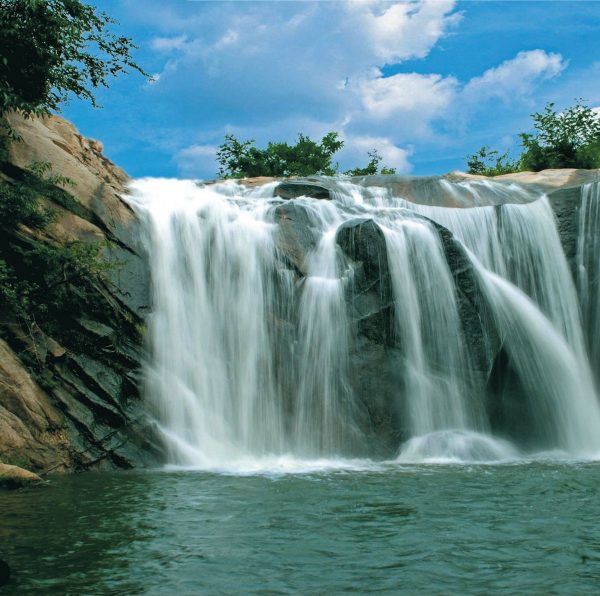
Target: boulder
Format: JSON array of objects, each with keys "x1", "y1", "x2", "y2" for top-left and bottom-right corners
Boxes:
[
  {"x1": 275, "y1": 181, "x2": 330, "y2": 200},
  {"x1": 0, "y1": 463, "x2": 42, "y2": 489},
  {"x1": 272, "y1": 202, "x2": 318, "y2": 276},
  {"x1": 336, "y1": 219, "x2": 393, "y2": 346}
]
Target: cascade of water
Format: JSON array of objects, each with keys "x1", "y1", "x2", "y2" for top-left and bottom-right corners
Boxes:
[
  {"x1": 410, "y1": 198, "x2": 589, "y2": 362},
  {"x1": 294, "y1": 229, "x2": 356, "y2": 455},
  {"x1": 380, "y1": 217, "x2": 481, "y2": 435},
  {"x1": 577, "y1": 182, "x2": 600, "y2": 382},
  {"x1": 472, "y1": 263, "x2": 600, "y2": 455},
  {"x1": 127, "y1": 175, "x2": 600, "y2": 468},
  {"x1": 128, "y1": 179, "x2": 285, "y2": 466}
]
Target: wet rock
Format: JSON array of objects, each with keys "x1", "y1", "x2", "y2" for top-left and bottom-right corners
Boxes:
[
  {"x1": 334, "y1": 214, "x2": 500, "y2": 454},
  {"x1": 547, "y1": 186, "x2": 583, "y2": 273},
  {"x1": 273, "y1": 202, "x2": 318, "y2": 275},
  {"x1": 336, "y1": 218, "x2": 394, "y2": 346},
  {"x1": 275, "y1": 181, "x2": 330, "y2": 200}
]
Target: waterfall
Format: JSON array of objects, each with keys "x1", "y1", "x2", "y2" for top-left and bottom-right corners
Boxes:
[
  {"x1": 577, "y1": 182, "x2": 600, "y2": 385},
  {"x1": 127, "y1": 175, "x2": 600, "y2": 468}
]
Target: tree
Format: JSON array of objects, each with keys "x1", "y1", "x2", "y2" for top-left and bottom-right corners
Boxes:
[
  {"x1": 466, "y1": 146, "x2": 519, "y2": 177},
  {"x1": 217, "y1": 132, "x2": 344, "y2": 178},
  {"x1": 0, "y1": 0, "x2": 148, "y2": 120},
  {"x1": 466, "y1": 101, "x2": 600, "y2": 175},
  {"x1": 217, "y1": 133, "x2": 398, "y2": 179},
  {"x1": 345, "y1": 150, "x2": 396, "y2": 176}
]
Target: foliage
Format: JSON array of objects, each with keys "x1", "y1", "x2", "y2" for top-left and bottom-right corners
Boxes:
[
  {"x1": 217, "y1": 132, "x2": 344, "y2": 178},
  {"x1": 27, "y1": 160, "x2": 75, "y2": 187},
  {"x1": 0, "y1": 163, "x2": 110, "y2": 326},
  {"x1": 345, "y1": 150, "x2": 397, "y2": 176},
  {"x1": 519, "y1": 102, "x2": 600, "y2": 170},
  {"x1": 467, "y1": 101, "x2": 600, "y2": 175},
  {"x1": 0, "y1": 174, "x2": 55, "y2": 228},
  {"x1": 466, "y1": 146, "x2": 520, "y2": 177},
  {"x1": 217, "y1": 133, "x2": 398, "y2": 178},
  {"x1": 0, "y1": 0, "x2": 148, "y2": 119}
]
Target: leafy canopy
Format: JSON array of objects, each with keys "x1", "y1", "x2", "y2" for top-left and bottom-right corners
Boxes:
[
  {"x1": 467, "y1": 101, "x2": 600, "y2": 175},
  {"x1": 519, "y1": 102, "x2": 600, "y2": 171},
  {"x1": 217, "y1": 133, "x2": 397, "y2": 178},
  {"x1": 0, "y1": 0, "x2": 147, "y2": 118}
]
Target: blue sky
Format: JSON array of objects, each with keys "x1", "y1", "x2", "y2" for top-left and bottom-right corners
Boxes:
[{"x1": 62, "y1": 1, "x2": 600, "y2": 179}]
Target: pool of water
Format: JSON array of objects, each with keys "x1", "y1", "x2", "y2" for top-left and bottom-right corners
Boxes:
[{"x1": 2, "y1": 462, "x2": 600, "y2": 594}]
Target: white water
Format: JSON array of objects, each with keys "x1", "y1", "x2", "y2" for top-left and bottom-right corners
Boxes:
[
  {"x1": 127, "y1": 176, "x2": 600, "y2": 470},
  {"x1": 577, "y1": 182, "x2": 600, "y2": 385}
]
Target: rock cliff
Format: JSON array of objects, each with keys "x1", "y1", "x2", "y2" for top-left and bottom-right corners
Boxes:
[{"x1": 0, "y1": 113, "x2": 161, "y2": 476}]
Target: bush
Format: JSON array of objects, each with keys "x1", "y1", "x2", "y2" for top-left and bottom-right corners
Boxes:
[
  {"x1": 217, "y1": 132, "x2": 344, "y2": 178},
  {"x1": 467, "y1": 101, "x2": 600, "y2": 175},
  {"x1": 519, "y1": 102, "x2": 600, "y2": 170},
  {"x1": 466, "y1": 146, "x2": 519, "y2": 176}
]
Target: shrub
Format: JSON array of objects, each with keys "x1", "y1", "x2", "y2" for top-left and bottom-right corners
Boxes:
[{"x1": 467, "y1": 101, "x2": 600, "y2": 175}]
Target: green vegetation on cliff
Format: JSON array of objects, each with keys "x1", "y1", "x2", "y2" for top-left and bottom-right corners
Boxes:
[
  {"x1": 0, "y1": 160, "x2": 109, "y2": 328},
  {"x1": 467, "y1": 101, "x2": 600, "y2": 175},
  {"x1": 0, "y1": 0, "x2": 146, "y2": 329}
]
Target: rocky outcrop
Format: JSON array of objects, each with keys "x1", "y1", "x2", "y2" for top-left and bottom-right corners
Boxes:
[
  {"x1": 0, "y1": 113, "x2": 161, "y2": 476},
  {"x1": 0, "y1": 462, "x2": 42, "y2": 489},
  {"x1": 275, "y1": 180, "x2": 330, "y2": 200},
  {"x1": 272, "y1": 202, "x2": 319, "y2": 276}
]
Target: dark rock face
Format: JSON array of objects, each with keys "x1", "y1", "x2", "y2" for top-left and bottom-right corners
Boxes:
[
  {"x1": 272, "y1": 202, "x2": 318, "y2": 276},
  {"x1": 336, "y1": 218, "x2": 394, "y2": 346},
  {"x1": 336, "y1": 219, "x2": 398, "y2": 454},
  {"x1": 0, "y1": 558, "x2": 10, "y2": 585},
  {"x1": 275, "y1": 181, "x2": 330, "y2": 201},
  {"x1": 547, "y1": 186, "x2": 582, "y2": 273},
  {"x1": 333, "y1": 215, "x2": 500, "y2": 454}
]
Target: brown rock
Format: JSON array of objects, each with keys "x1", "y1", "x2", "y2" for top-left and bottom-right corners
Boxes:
[
  {"x1": 5, "y1": 111, "x2": 137, "y2": 244},
  {"x1": 0, "y1": 339, "x2": 70, "y2": 472},
  {"x1": 0, "y1": 462, "x2": 43, "y2": 489}
]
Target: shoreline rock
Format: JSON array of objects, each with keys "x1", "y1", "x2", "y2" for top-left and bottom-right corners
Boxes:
[{"x1": 0, "y1": 462, "x2": 42, "y2": 489}]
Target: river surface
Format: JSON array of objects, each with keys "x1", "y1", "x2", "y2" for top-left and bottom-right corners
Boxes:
[{"x1": 2, "y1": 461, "x2": 600, "y2": 594}]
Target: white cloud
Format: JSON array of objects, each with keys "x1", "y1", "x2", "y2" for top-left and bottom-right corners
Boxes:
[
  {"x1": 175, "y1": 144, "x2": 218, "y2": 178},
  {"x1": 357, "y1": 71, "x2": 458, "y2": 125},
  {"x1": 348, "y1": 0, "x2": 462, "y2": 62},
  {"x1": 342, "y1": 135, "x2": 414, "y2": 173},
  {"x1": 463, "y1": 50, "x2": 566, "y2": 103},
  {"x1": 150, "y1": 35, "x2": 188, "y2": 52}
]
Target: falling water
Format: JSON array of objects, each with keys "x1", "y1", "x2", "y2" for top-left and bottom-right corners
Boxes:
[
  {"x1": 127, "y1": 175, "x2": 600, "y2": 469},
  {"x1": 577, "y1": 182, "x2": 600, "y2": 383}
]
